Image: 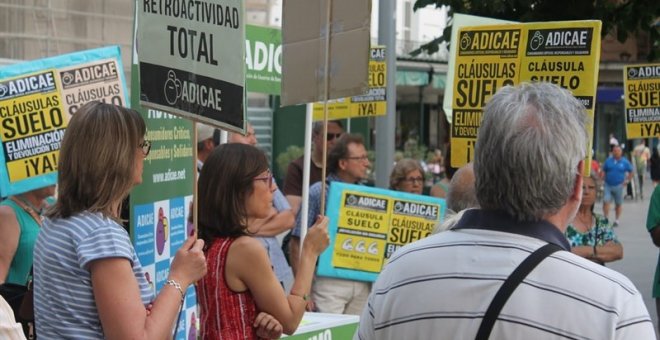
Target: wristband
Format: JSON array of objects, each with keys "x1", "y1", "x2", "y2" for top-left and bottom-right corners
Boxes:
[{"x1": 165, "y1": 279, "x2": 185, "y2": 303}]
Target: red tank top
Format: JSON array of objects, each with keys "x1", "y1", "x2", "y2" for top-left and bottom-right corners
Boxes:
[{"x1": 198, "y1": 237, "x2": 262, "y2": 340}]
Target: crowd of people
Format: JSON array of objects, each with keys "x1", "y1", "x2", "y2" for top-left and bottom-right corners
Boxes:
[{"x1": 2, "y1": 82, "x2": 660, "y2": 339}]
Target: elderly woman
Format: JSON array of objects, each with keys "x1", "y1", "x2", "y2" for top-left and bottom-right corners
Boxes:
[
  {"x1": 565, "y1": 173, "x2": 623, "y2": 265},
  {"x1": 389, "y1": 158, "x2": 425, "y2": 195},
  {"x1": 33, "y1": 102, "x2": 207, "y2": 339}
]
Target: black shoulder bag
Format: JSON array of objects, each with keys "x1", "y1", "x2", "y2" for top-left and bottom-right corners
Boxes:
[{"x1": 475, "y1": 243, "x2": 561, "y2": 340}]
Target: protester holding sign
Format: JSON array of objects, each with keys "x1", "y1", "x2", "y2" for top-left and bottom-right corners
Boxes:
[
  {"x1": 290, "y1": 134, "x2": 371, "y2": 315},
  {"x1": 229, "y1": 122, "x2": 296, "y2": 293},
  {"x1": 196, "y1": 144, "x2": 329, "y2": 338},
  {"x1": 33, "y1": 102, "x2": 207, "y2": 339},
  {"x1": 389, "y1": 158, "x2": 425, "y2": 195}
]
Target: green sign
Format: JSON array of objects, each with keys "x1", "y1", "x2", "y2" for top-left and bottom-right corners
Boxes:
[
  {"x1": 246, "y1": 24, "x2": 282, "y2": 95},
  {"x1": 281, "y1": 313, "x2": 359, "y2": 340},
  {"x1": 283, "y1": 323, "x2": 358, "y2": 340},
  {"x1": 130, "y1": 38, "x2": 197, "y2": 340}
]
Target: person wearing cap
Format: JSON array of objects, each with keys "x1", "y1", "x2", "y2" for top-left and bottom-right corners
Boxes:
[{"x1": 196, "y1": 123, "x2": 218, "y2": 172}]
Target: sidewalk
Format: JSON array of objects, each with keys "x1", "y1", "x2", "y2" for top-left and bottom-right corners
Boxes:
[{"x1": 599, "y1": 173, "x2": 658, "y2": 328}]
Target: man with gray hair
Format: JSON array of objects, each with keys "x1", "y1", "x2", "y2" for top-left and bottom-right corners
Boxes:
[{"x1": 356, "y1": 82, "x2": 654, "y2": 339}]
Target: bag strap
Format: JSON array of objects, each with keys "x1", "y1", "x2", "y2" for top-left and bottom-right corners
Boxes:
[
  {"x1": 475, "y1": 243, "x2": 561, "y2": 340},
  {"x1": 9, "y1": 196, "x2": 43, "y2": 227}
]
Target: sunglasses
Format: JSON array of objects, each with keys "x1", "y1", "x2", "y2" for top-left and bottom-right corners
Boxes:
[{"x1": 326, "y1": 133, "x2": 343, "y2": 140}]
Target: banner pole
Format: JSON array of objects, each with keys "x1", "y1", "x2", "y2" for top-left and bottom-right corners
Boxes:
[
  {"x1": 300, "y1": 104, "x2": 314, "y2": 252},
  {"x1": 320, "y1": 0, "x2": 333, "y2": 216}
]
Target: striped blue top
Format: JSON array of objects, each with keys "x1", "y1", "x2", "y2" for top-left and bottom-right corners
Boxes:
[{"x1": 34, "y1": 211, "x2": 154, "y2": 339}]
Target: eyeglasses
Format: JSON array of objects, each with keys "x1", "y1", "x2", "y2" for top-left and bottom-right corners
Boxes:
[
  {"x1": 345, "y1": 155, "x2": 369, "y2": 162},
  {"x1": 327, "y1": 133, "x2": 343, "y2": 141},
  {"x1": 253, "y1": 170, "x2": 273, "y2": 189},
  {"x1": 403, "y1": 177, "x2": 424, "y2": 184},
  {"x1": 139, "y1": 140, "x2": 152, "y2": 157}
]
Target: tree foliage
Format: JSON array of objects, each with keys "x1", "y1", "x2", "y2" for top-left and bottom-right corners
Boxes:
[{"x1": 413, "y1": 0, "x2": 660, "y2": 61}]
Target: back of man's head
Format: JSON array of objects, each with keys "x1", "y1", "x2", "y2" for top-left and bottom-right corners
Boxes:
[
  {"x1": 447, "y1": 163, "x2": 478, "y2": 212},
  {"x1": 474, "y1": 82, "x2": 587, "y2": 222}
]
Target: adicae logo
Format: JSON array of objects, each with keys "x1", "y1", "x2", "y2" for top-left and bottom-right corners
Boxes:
[
  {"x1": 61, "y1": 72, "x2": 74, "y2": 85},
  {"x1": 460, "y1": 33, "x2": 471, "y2": 50},
  {"x1": 530, "y1": 31, "x2": 545, "y2": 51},
  {"x1": 628, "y1": 68, "x2": 638, "y2": 79},
  {"x1": 0, "y1": 84, "x2": 7, "y2": 98},
  {"x1": 164, "y1": 70, "x2": 182, "y2": 105}
]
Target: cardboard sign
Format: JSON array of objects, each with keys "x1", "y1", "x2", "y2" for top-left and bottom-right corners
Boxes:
[
  {"x1": 312, "y1": 46, "x2": 386, "y2": 120},
  {"x1": 0, "y1": 46, "x2": 128, "y2": 196},
  {"x1": 624, "y1": 64, "x2": 660, "y2": 138},
  {"x1": 450, "y1": 20, "x2": 601, "y2": 176},
  {"x1": 281, "y1": 0, "x2": 371, "y2": 106},
  {"x1": 317, "y1": 182, "x2": 446, "y2": 282},
  {"x1": 246, "y1": 24, "x2": 282, "y2": 95},
  {"x1": 137, "y1": 0, "x2": 246, "y2": 133},
  {"x1": 442, "y1": 14, "x2": 514, "y2": 123}
]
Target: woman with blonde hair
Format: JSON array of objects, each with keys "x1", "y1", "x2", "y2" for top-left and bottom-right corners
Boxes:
[
  {"x1": 389, "y1": 158, "x2": 425, "y2": 195},
  {"x1": 33, "y1": 101, "x2": 207, "y2": 339}
]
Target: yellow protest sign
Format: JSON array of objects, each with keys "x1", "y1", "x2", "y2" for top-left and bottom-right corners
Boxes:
[
  {"x1": 451, "y1": 20, "x2": 601, "y2": 174},
  {"x1": 0, "y1": 70, "x2": 66, "y2": 182},
  {"x1": 624, "y1": 64, "x2": 660, "y2": 138},
  {"x1": 312, "y1": 46, "x2": 386, "y2": 120},
  {"x1": 0, "y1": 46, "x2": 129, "y2": 197},
  {"x1": 318, "y1": 182, "x2": 446, "y2": 282}
]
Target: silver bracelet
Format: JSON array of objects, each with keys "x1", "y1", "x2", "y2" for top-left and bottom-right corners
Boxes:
[{"x1": 165, "y1": 279, "x2": 185, "y2": 303}]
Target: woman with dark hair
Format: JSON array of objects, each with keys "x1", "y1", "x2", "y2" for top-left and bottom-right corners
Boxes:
[
  {"x1": 33, "y1": 102, "x2": 207, "y2": 339},
  {"x1": 197, "y1": 143, "x2": 329, "y2": 339},
  {"x1": 565, "y1": 173, "x2": 623, "y2": 265}
]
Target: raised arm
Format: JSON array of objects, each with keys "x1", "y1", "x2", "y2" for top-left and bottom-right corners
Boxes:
[
  {"x1": 229, "y1": 217, "x2": 329, "y2": 335},
  {"x1": 91, "y1": 236, "x2": 206, "y2": 340}
]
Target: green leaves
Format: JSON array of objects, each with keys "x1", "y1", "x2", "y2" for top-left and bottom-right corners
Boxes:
[{"x1": 412, "y1": 0, "x2": 659, "y2": 61}]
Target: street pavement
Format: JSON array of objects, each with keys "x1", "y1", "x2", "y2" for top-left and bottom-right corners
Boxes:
[{"x1": 597, "y1": 174, "x2": 658, "y2": 329}]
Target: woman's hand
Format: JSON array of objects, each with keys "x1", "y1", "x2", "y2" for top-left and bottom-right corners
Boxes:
[
  {"x1": 254, "y1": 312, "x2": 284, "y2": 339},
  {"x1": 302, "y1": 215, "x2": 330, "y2": 256},
  {"x1": 168, "y1": 235, "x2": 207, "y2": 287}
]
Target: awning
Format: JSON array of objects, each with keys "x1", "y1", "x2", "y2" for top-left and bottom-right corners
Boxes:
[{"x1": 396, "y1": 70, "x2": 446, "y2": 89}]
